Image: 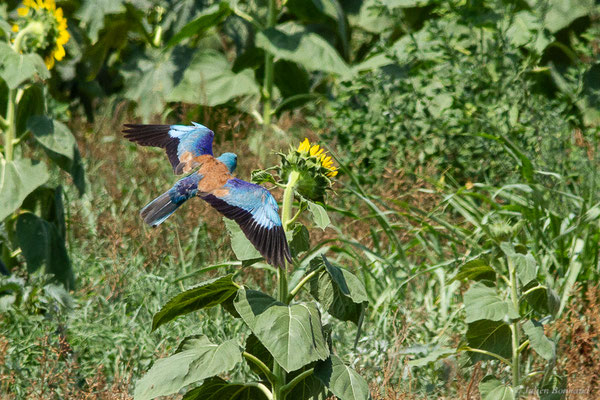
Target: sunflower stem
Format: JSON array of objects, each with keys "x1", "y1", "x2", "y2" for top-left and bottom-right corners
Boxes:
[
  {"x1": 272, "y1": 170, "x2": 300, "y2": 400},
  {"x1": 262, "y1": 0, "x2": 277, "y2": 132},
  {"x1": 13, "y1": 21, "x2": 44, "y2": 54},
  {"x1": 5, "y1": 21, "x2": 45, "y2": 162}
]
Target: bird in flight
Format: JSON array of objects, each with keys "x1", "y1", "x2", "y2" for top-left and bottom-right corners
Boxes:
[{"x1": 123, "y1": 122, "x2": 291, "y2": 268}]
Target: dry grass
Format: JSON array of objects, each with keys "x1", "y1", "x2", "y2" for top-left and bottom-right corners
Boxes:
[
  {"x1": 556, "y1": 284, "x2": 600, "y2": 399},
  {"x1": 0, "y1": 334, "x2": 132, "y2": 400}
]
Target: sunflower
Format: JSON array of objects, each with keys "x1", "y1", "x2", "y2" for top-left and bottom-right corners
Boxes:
[
  {"x1": 297, "y1": 138, "x2": 338, "y2": 177},
  {"x1": 14, "y1": 0, "x2": 70, "y2": 69},
  {"x1": 277, "y1": 138, "x2": 338, "y2": 202}
]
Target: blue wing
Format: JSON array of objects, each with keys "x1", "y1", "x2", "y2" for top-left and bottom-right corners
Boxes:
[
  {"x1": 123, "y1": 122, "x2": 214, "y2": 174},
  {"x1": 202, "y1": 178, "x2": 292, "y2": 268}
]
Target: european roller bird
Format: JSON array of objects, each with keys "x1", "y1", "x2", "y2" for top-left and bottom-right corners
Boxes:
[{"x1": 123, "y1": 122, "x2": 292, "y2": 268}]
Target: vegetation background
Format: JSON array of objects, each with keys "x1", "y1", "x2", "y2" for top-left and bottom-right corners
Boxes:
[{"x1": 1, "y1": 0, "x2": 600, "y2": 399}]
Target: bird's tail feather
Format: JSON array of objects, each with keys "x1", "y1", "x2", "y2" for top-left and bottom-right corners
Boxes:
[
  {"x1": 140, "y1": 173, "x2": 202, "y2": 227},
  {"x1": 140, "y1": 192, "x2": 183, "y2": 227}
]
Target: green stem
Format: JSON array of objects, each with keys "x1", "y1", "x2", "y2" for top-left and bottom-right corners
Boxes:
[
  {"x1": 272, "y1": 170, "x2": 300, "y2": 400},
  {"x1": 287, "y1": 265, "x2": 325, "y2": 302},
  {"x1": 461, "y1": 346, "x2": 512, "y2": 366},
  {"x1": 262, "y1": 0, "x2": 277, "y2": 131},
  {"x1": 4, "y1": 89, "x2": 15, "y2": 161},
  {"x1": 4, "y1": 21, "x2": 44, "y2": 162},
  {"x1": 508, "y1": 259, "x2": 521, "y2": 396},
  {"x1": 280, "y1": 368, "x2": 315, "y2": 396},
  {"x1": 243, "y1": 352, "x2": 278, "y2": 386},
  {"x1": 244, "y1": 383, "x2": 273, "y2": 400}
]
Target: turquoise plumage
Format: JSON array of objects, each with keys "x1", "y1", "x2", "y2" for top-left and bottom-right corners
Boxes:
[{"x1": 123, "y1": 122, "x2": 291, "y2": 268}]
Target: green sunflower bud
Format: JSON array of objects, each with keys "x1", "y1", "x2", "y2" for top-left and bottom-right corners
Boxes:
[{"x1": 277, "y1": 138, "x2": 338, "y2": 202}]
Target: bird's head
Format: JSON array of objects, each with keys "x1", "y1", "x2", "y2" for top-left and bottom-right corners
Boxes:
[{"x1": 217, "y1": 152, "x2": 238, "y2": 173}]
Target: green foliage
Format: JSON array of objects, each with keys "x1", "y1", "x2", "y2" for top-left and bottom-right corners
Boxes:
[
  {"x1": 315, "y1": 0, "x2": 600, "y2": 185},
  {"x1": 0, "y1": 13, "x2": 83, "y2": 288},
  {"x1": 134, "y1": 335, "x2": 242, "y2": 400},
  {"x1": 134, "y1": 156, "x2": 370, "y2": 399}
]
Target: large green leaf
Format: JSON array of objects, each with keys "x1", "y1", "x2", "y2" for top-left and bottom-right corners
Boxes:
[
  {"x1": 500, "y1": 243, "x2": 538, "y2": 285},
  {"x1": 76, "y1": 0, "x2": 126, "y2": 42},
  {"x1": 182, "y1": 376, "x2": 268, "y2": 400},
  {"x1": 286, "y1": 0, "x2": 349, "y2": 57},
  {"x1": 255, "y1": 23, "x2": 351, "y2": 77},
  {"x1": 348, "y1": 0, "x2": 395, "y2": 34},
  {"x1": 523, "y1": 320, "x2": 555, "y2": 361},
  {"x1": 0, "y1": 43, "x2": 49, "y2": 89},
  {"x1": 224, "y1": 219, "x2": 262, "y2": 261},
  {"x1": 310, "y1": 256, "x2": 368, "y2": 324},
  {"x1": 167, "y1": 2, "x2": 232, "y2": 48},
  {"x1": 167, "y1": 49, "x2": 259, "y2": 107},
  {"x1": 134, "y1": 336, "x2": 241, "y2": 400},
  {"x1": 234, "y1": 288, "x2": 329, "y2": 372},
  {"x1": 288, "y1": 363, "x2": 328, "y2": 400},
  {"x1": 478, "y1": 376, "x2": 514, "y2": 400},
  {"x1": 307, "y1": 201, "x2": 331, "y2": 230},
  {"x1": 506, "y1": 11, "x2": 551, "y2": 54},
  {"x1": 289, "y1": 223, "x2": 310, "y2": 257},
  {"x1": 28, "y1": 116, "x2": 76, "y2": 161},
  {"x1": 525, "y1": 285, "x2": 560, "y2": 317},
  {"x1": 15, "y1": 213, "x2": 74, "y2": 289},
  {"x1": 542, "y1": 0, "x2": 594, "y2": 33},
  {"x1": 16, "y1": 85, "x2": 44, "y2": 137},
  {"x1": 123, "y1": 46, "x2": 193, "y2": 122},
  {"x1": 26, "y1": 115, "x2": 85, "y2": 194},
  {"x1": 0, "y1": 159, "x2": 49, "y2": 221},
  {"x1": 448, "y1": 259, "x2": 495, "y2": 283},
  {"x1": 465, "y1": 320, "x2": 512, "y2": 363},
  {"x1": 244, "y1": 333, "x2": 273, "y2": 379},
  {"x1": 314, "y1": 354, "x2": 371, "y2": 400},
  {"x1": 463, "y1": 282, "x2": 519, "y2": 323},
  {"x1": 152, "y1": 274, "x2": 238, "y2": 331}
]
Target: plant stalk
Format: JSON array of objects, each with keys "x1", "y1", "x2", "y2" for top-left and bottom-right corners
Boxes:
[
  {"x1": 508, "y1": 258, "x2": 521, "y2": 396},
  {"x1": 272, "y1": 170, "x2": 300, "y2": 400},
  {"x1": 4, "y1": 89, "x2": 15, "y2": 161},
  {"x1": 5, "y1": 21, "x2": 44, "y2": 162},
  {"x1": 262, "y1": 0, "x2": 277, "y2": 131}
]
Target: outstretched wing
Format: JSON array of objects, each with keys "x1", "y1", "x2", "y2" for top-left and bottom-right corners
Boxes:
[
  {"x1": 202, "y1": 178, "x2": 292, "y2": 268},
  {"x1": 123, "y1": 122, "x2": 214, "y2": 174}
]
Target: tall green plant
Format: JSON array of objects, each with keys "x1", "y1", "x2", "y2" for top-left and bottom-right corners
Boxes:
[
  {"x1": 134, "y1": 139, "x2": 369, "y2": 400},
  {"x1": 0, "y1": 3, "x2": 84, "y2": 288}
]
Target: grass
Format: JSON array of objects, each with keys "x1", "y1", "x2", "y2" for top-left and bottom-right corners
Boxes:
[{"x1": 1, "y1": 102, "x2": 600, "y2": 399}]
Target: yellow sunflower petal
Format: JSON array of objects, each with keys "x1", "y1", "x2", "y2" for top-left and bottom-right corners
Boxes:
[
  {"x1": 298, "y1": 138, "x2": 310, "y2": 152},
  {"x1": 45, "y1": 54, "x2": 55, "y2": 69},
  {"x1": 54, "y1": 44, "x2": 65, "y2": 60},
  {"x1": 23, "y1": 0, "x2": 35, "y2": 7},
  {"x1": 57, "y1": 29, "x2": 70, "y2": 45},
  {"x1": 17, "y1": 7, "x2": 29, "y2": 16},
  {"x1": 12, "y1": 24, "x2": 19, "y2": 32},
  {"x1": 310, "y1": 144, "x2": 320, "y2": 156},
  {"x1": 54, "y1": 7, "x2": 63, "y2": 19},
  {"x1": 327, "y1": 170, "x2": 338, "y2": 177}
]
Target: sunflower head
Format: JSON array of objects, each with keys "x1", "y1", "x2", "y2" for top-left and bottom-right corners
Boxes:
[
  {"x1": 13, "y1": 0, "x2": 70, "y2": 69},
  {"x1": 278, "y1": 138, "x2": 338, "y2": 202}
]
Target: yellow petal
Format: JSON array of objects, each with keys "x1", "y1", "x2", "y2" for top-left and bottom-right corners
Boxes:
[
  {"x1": 17, "y1": 7, "x2": 29, "y2": 16},
  {"x1": 45, "y1": 55, "x2": 55, "y2": 69},
  {"x1": 54, "y1": 7, "x2": 63, "y2": 19},
  {"x1": 54, "y1": 44, "x2": 65, "y2": 60},
  {"x1": 23, "y1": 0, "x2": 35, "y2": 6},
  {"x1": 47, "y1": 0, "x2": 56, "y2": 10},
  {"x1": 57, "y1": 29, "x2": 70, "y2": 45},
  {"x1": 12, "y1": 24, "x2": 19, "y2": 32},
  {"x1": 327, "y1": 170, "x2": 338, "y2": 177},
  {"x1": 298, "y1": 138, "x2": 309, "y2": 152},
  {"x1": 310, "y1": 144, "x2": 320, "y2": 156}
]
